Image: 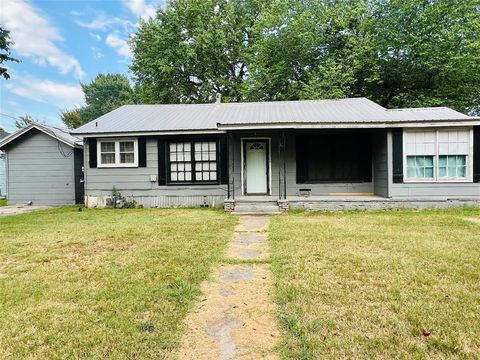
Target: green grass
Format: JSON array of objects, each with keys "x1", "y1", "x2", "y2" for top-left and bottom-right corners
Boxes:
[
  {"x1": 0, "y1": 198, "x2": 7, "y2": 206},
  {"x1": 269, "y1": 208, "x2": 480, "y2": 359},
  {"x1": 0, "y1": 207, "x2": 236, "y2": 359}
]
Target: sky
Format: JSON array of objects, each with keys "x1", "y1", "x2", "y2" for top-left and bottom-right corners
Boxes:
[{"x1": 0, "y1": 0, "x2": 164, "y2": 133}]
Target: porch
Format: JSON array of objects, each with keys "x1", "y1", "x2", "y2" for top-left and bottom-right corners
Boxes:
[{"x1": 223, "y1": 129, "x2": 390, "y2": 213}]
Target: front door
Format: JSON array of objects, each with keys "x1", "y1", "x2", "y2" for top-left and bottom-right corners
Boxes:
[{"x1": 244, "y1": 140, "x2": 269, "y2": 194}]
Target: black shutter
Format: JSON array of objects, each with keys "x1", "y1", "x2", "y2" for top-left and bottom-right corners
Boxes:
[
  {"x1": 474, "y1": 126, "x2": 480, "y2": 183},
  {"x1": 392, "y1": 128, "x2": 403, "y2": 183},
  {"x1": 138, "y1": 136, "x2": 147, "y2": 167},
  {"x1": 296, "y1": 136, "x2": 307, "y2": 184},
  {"x1": 89, "y1": 138, "x2": 97, "y2": 168},
  {"x1": 219, "y1": 137, "x2": 228, "y2": 184},
  {"x1": 158, "y1": 139, "x2": 166, "y2": 185}
]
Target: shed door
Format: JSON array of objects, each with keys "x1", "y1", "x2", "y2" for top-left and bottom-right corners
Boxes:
[{"x1": 244, "y1": 141, "x2": 268, "y2": 194}]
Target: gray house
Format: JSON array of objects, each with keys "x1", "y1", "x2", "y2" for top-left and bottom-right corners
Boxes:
[
  {"x1": 0, "y1": 129, "x2": 8, "y2": 197},
  {"x1": 73, "y1": 98, "x2": 480, "y2": 212},
  {"x1": 0, "y1": 123, "x2": 84, "y2": 205}
]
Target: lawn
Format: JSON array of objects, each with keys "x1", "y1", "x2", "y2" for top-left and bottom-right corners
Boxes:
[
  {"x1": 0, "y1": 198, "x2": 6, "y2": 206},
  {"x1": 0, "y1": 207, "x2": 236, "y2": 359},
  {"x1": 269, "y1": 208, "x2": 480, "y2": 359}
]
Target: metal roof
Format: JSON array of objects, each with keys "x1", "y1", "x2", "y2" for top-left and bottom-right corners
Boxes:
[
  {"x1": 73, "y1": 98, "x2": 479, "y2": 135},
  {"x1": 0, "y1": 122, "x2": 83, "y2": 150}
]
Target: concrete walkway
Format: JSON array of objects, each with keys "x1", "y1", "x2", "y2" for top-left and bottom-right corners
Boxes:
[
  {"x1": 178, "y1": 215, "x2": 279, "y2": 359},
  {"x1": 0, "y1": 205, "x2": 52, "y2": 217}
]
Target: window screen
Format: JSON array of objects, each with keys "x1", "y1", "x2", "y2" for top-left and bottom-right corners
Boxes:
[{"x1": 296, "y1": 134, "x2": 372, "y2": 183}]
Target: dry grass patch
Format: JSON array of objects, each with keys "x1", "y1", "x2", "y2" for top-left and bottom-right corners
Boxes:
[
  {"x1": 0, "y1": 207, "x2": 236, "y2": 359},
  {"x1": 269, "y1": 208, "x2": 480, "y2": 359}
]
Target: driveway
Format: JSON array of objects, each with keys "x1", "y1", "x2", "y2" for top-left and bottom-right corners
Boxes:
[{"x1": 0, "y1": 205, "x2": 53, "y2": 216}]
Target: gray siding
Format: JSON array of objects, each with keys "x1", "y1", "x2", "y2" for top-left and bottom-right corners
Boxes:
[
  {"x1": 387, "y1": 130, "x2": 480, "y2": 199},
  {"x1": 6, "y1": 130, "x2": 77, "y2": 205},
  {"x1": 373, "y1": 131, "x2": 389, "y2": 197},
  {"x1": 84, "y1": 137, "x2": 227, "y2": 207},
  {"x1": 0, "y1": 152, "x2": 6, "y2": 197}
]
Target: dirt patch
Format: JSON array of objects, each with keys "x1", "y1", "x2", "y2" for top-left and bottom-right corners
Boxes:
[{"x1": 178, "y1": 216, "x2": 279, "y2": 359}]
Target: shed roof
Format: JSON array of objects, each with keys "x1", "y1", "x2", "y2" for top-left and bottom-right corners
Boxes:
[
  {"x1": 0, "y1": 122, "x2": 83, "y2": 150},
  {"x1": 73, "y1": 98, "x2": 479, "y2": 135}
]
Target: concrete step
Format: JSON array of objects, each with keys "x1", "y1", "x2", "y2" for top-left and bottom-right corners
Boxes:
[{"x1": 233, "y1": 203, "x2": 281, "y2": 214}]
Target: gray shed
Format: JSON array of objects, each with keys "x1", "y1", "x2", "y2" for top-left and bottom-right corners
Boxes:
[
  {"x1": 0, "y1": 129, "x2": 8, "y2": 197},
  {"x1": 0, "y1": 123, "x2": 84, "y2": 205}
]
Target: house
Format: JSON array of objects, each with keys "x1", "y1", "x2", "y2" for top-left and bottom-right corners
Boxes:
[
  {"x1": 72, "y1": 98, "x2": 480, "y2": 212},
  {"x1": 0, "y1": 129, "x2": 8, "y2": 197},
  {"x1": 0, "y1": 123, "x2": 84, "y2": 205}
]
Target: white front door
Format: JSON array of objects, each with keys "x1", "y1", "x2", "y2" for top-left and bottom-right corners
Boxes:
[{"x1": 245, "y1": 141, "x2": 268, "y2": 194}]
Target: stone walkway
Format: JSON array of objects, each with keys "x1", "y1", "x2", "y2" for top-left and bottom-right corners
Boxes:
[
  {"x1": 0, "y1": 205, "x2": 52, "y2": 217},
  {"x1": 178, "y1": 215, "x2": 279, "y2": 360}
]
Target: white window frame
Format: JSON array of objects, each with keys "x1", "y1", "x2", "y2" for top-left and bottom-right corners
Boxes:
[
  {"x1": 97, "y1": 138, "x2": 138, "y2": 168},
  {"x1": 403, "y1": 128, "x2": 473, "y2": 183}
]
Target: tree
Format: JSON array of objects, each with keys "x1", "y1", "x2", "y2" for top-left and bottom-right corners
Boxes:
[
  {"x1": 15, "y1": 115, "x2": 38, "y2": 129},
  {"x1": 131, "y1": 0, "x2": 267, "y2": 103},
  {"x1": 61, "y1": 73, "x2": 136, "y2": 128},
  {"x1": 0, "y1": 26, "x2": 20, "y2": 80},
  {"x1": 130, "y1": 0, "x2": 480, "y2": 115}
]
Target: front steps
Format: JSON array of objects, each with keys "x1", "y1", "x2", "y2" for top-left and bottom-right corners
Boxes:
[{"x1": 230, "y1": 199, "x2": 285, "y2": 215}]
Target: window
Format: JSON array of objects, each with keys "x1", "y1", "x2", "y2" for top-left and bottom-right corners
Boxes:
[
  {"x1": 296, "y1": 134, "x2": 372, "y2": 183},
  {"x1": 195, "y1": 142, "x2": 217, "y2": 181},
  {"x1": 439, "y1": 155, "x2": 467, "y2": 179},
  {"x1": 404, "y1": 129, "x2": 472, "y2": 181},
  {"x1": 406, "y1": 156, "x2": 434, "y2": 179},
  {"x1": 98, "y1": 139, "x2": 138, "y2": 167},
  {"x1": 167, "y1": 140, "x2": 218, "y2": 183},
  {"x1": 169, "y1": 142, "x2": 192, "y2": 181}
]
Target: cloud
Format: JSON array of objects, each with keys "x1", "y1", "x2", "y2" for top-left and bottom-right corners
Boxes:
[
  {"x1": 91, "y1": 47, "x2": 104, "y2": 59},
  {"x1": 106, "y1": 33, "x2": 132, "y2": 59},
  {"x1": 122, "y1": 0, "x2": 157, "y2": 20},
  {"x1": 0, "y1": 0, "x2": 85, "y2": 79},
  {"x1": 5, "y1": 75, "x2": 84, "y2": 108},
  {"x1": 89, "y1": 33, "x2": 102, "y2": 41},
  {"x1": 76, "y1": 16, "x2": 132, "y2": 31}
]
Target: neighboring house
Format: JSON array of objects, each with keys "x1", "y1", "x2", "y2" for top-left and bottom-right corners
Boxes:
[
  {"x1": 72, "y1": 98, "x2": 480, "y2": 212},
  {"x1": 0, "y1": 129, "x2": 8, "y2": 197},
  {"x1": 0, "y1": 123, "x2": 84, "y2": 205}
]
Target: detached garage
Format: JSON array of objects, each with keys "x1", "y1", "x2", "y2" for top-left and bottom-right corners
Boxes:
[{"x1": 0, "y1": 123, "x2": 84, "y2": 205}]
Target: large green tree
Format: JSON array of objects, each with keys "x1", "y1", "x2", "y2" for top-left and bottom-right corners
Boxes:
[
  {"x1": 131, "y1": 0, "x2": 480, "y2": 114},
  {"x1": 0, "y1": 26, "x2": 20, "y2": 80},
  {"x1": 61, "y1": 73, "x2": 136, "y2": 128},
  {"x1": 131, "y1": 0, "x2": 267, "y2": 103}
]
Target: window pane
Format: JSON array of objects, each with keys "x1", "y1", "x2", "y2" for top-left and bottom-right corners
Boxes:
[
  {"x1": 407, "y1": 157, "x2": 416, "y2": 167},
  {"x1": 195, "y1": 163, "x2": 202, "y2": 171},
  {"x1": 416, "y1": 157, "x2": 424, "y2": 167},
  {"x1": 170, "y1": 153, "x2": 176, "y2": 162},
  {"x1": 425, "y1": 167, "x2": 434, "y2": 178},
  {"x1": 178, "y1": 172, "x2": 184, "y2": 181},
  {"x1": 171, "y1": 172, "x2": 177, "y2": 181},
  {"x1": 203, "y1": 171, "x2": 209, "y2": 180},
  {"x1": 196, "y1": 172, "x2": 202, "y2": 181},
  {"x1": 209, "y1": 151, "x2": 216, "y2": 161},
  {"x1": 178, "y1": 163, "x2": 184, "y2": 171},
  {"x1": 170, "y1": 143, "x2": 176, "y2": 152},
  {"x1": 458, "y1": 166, "x2": 466, "y2": 177},
  {"x1": 439, "y1": 167, "x2": 446, "y2": 177},
  {"x1": 424, "y1": 157, "x2": 433, "y2": 166},
  {"x1": 185, "y1": 172, "x2": 192, "y2": 181},
  {"x1": 448, "y1": 166, "x2": 456, "y2": 177},
  {"x1": 202, "y1": 143, "x2": 208, "y2": 151},
  {"x1": 447, "y1": 157, "x2": 456, "y2": 166},
  {"x1": 439, "y1": 156, "x2": 447, "y2": 167},
  {"x1": 120, "y1": 153, "x2": 134, "y2": 164},
  {"x1": 457, "y1": 156, "x2": 466, "y2": 166},
  {"x1": 171, "y1": 163, "x2": 177, "y2": 171},
  {"x1": 211, "y1": 162, "x2": 217, "y2": 171},
  {"x1": 101, "y1": 153, "x2": 115, "y2": 164},
  {"x1": 184, "y1": 143, "x2": 191, "y2": 151},
  {"x1": 184, "y1": 152, "x2": 191, "y2": 162},
  {"x1": 210, "y1": 172, "x2": 217, "y2": 181},
  {"x1": 185, "y1": 163, "x2": 191, "y2": 171},
  {"x1": 119, "y1": 141, "x2": 134, "y2": 152},
  {"x1": 407, "y1": 168, "x2": 416, "y2": 178},
  {"x1": 101, "y1": 142, "x2": 115, "y2": 152},
  {"x1": 195, "y1": 143, "x2": 201, "y2": 151}
]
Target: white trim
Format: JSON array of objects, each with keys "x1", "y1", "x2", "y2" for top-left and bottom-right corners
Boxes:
[
  {"x1": 97, "y1": 138, "x2": 139, "y2": 168},
  {"x1": 403, "y1": 128, "x2": 473, "y2": 183},
  {"x1": 0, "y1": 123, "x2": 81, "y2": 149},
  {"x1": 217, "y1": 120, "x2": 480, "y2": 131},
  {"x1": 75, "y1": 130, "x2": 225, "y2": 137},
  {"x1": 240, "y1": 137, "x2": 272, "y2": 196}
]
